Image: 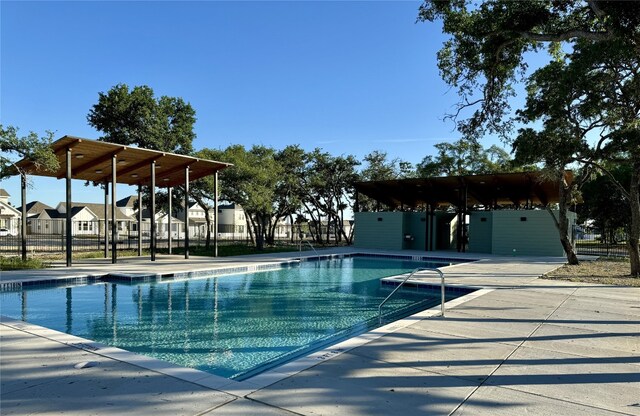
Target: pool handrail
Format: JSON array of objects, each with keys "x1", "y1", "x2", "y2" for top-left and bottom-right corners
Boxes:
[
  {"x1": 378, "y1": 267, "x2": 445, "y2": 324},
  {"x1": 299, "y1": 239, "x2": 319, "y2": 255}
]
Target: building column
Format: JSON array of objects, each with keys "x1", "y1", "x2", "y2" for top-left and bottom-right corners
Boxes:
[
  {"x1": 168, "y1": 186, "x2": 172, "y2": 255},
  {"x1": 184, "y1": 166, "x2": 190, "y2": 259},
  {"x1": 214, "y1": 170, "x2": 218, "y2": 258},
  {"x1": 150, "y1": 160, "x2": 156, "y2": 261},
  {"x1": 111, "y1": 154, "x2": 117, "y2": 263},
  {"x1": 20, "y1": 173, "x2": 27, "y2": 261},
  {"x1": 65, "y1": 147, "x2": 72, "y2": 267}
]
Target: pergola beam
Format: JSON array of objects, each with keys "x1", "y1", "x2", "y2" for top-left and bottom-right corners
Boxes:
[{"x1": 59, "y1": 147, "x2": 126, "y2": 179}]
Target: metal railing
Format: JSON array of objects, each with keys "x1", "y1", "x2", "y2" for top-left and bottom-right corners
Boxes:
[
  {"x1": 378, "y1": 267, "x2": 445, "y2": 324},
  {"x1": 299, "y1": 239, "x2": 319, "y2": 255}
]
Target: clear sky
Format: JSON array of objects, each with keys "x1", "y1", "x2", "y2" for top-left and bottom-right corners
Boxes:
[{"x1": 1, "y1": 0, "x2": 506, "y2": 208}]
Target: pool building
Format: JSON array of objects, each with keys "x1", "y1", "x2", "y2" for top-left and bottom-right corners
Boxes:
[{"x1": 353, "y1": 171, "x2": 576, "y2": 257}]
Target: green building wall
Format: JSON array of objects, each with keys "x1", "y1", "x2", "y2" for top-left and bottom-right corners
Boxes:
[
  {"x1": 468, "y1": 212, "x2": 493, "y2": 253},
  {"x1": 354, "y1": 209, "x2": 577, "y2": 257},
  {"x1": 490, "y1": 210, "x2": 576, "y2": 256},
  {"x1": 353, "y1": 212, "x2": 405, "y2": 250}
]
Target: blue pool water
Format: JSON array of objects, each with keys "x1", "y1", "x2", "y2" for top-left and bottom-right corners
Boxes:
[{"x1": 0, "y1": 256, "x2": 466, "y2": 380}]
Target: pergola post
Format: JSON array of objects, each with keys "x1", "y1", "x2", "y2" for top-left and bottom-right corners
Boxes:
[
  {"x1": 65, "y1": 147, "x2": 72, "y2": 267},
  {"x1": 150, "y1": 160, "x2": 156, "y2": 261},
  {"x1": 184, "y1": 166, "x2": 190, "y2": 260},
  {"x1": 214, "y1": 170, "x2": 218, "y2": 258},
  {"x1": 429, "y1": 204, "x2": 435, "y2": 251},
  {"x1": 111, "y1": 154, "x2": 117, "y2": 263},
  {"x1": 168, "y1": 186, "x2": 172, "y2": 255},
  {"x1": 104, "y1": 182, "x2": 109, "y2": 258},
  {"x1": 137, "y1": 184, "x2": 142, "y2": 257},
  {"x1": 20, "y1": 173, "x2": 27, "y2": 261},
  {"x1": 424, "y1": 203, "x2": 429, "y2": 252}
]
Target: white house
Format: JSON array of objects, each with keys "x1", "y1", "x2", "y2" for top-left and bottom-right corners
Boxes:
[
  {"x1": 117, "y1": 196, "x2": 184, "y2": 238},
  {"x1": 0, "y1": 189, "x2": 21, "y2": 235}
]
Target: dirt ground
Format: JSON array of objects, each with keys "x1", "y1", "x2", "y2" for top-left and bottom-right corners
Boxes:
[{"x1": 543, "y1": 257, "x2": 639, "y2": 287}]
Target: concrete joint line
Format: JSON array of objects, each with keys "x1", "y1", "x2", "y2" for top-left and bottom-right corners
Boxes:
[{"x1": 448, "y1": 287, "x2": 580, "y2": 415}]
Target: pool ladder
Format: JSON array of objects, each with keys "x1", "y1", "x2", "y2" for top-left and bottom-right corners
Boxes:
[
  {"x1": 378, "y1": 267, "x2": 445, "y2": 324},
  {"x1": 299, "y1": 239, "x2": 319, "y2": 255}
]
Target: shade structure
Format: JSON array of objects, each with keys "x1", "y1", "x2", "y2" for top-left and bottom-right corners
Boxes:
[
  {"x1": 355, "y1": 171, "x2": 573, "y2": 209},
  {"x1": 12, "y1": 135, "x2": 231, "y2": 266},
  {"x1": 14, "y1": 136, "x2": 231, "y2": 187}
]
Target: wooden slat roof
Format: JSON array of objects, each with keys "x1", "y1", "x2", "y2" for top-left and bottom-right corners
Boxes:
[
  {"x1": 15, "y1": 136, "x2": 231, "y2": 188},
  {"x1": 355, "y1": 171, "x2": 573, "y2": 209}
]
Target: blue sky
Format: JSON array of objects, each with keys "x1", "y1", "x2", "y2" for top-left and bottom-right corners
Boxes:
[{"x1": 1, "y1": 0, "x2": 507, "y2": 207}]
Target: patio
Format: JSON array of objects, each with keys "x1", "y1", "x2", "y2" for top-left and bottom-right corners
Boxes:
[{"x1": 1, "y1": 248, "x2": 638, "y2": 415}]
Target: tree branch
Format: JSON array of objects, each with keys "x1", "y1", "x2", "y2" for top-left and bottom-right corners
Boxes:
[{"x1": 576, "y1": 158, "x2": 632, "y2": 200}]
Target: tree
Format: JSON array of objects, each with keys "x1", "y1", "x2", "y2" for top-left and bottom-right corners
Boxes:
[
  {"x1": 421, "y1": 0, "x2": 640, "y2": 275},
  {"x1": 217, "y1": 145, "x2": 282, "y2": 250},
  {"x1": 87, "y1": 84, "x2": 196, "y2": 154},
  {"x1": 301, "y1": 150, "x2": 359, "y2": 244},
  {"x1": 418, "y1": 0, "x2": 639, "y2": 140},
  {"x1": 416, "y1": 139, "x2": 515, "y2": 177},
  {"x1": 357, "y1": 150, "x2": 414, "y2": 212},
  {"x1": 0, "y1": 125, "x2": 59, "y2": 179},
  {"x1": 87, "y1": 84, "x2": 198, "y2": 242},
  {"x1": 578, "y1": 164, "x2": 631, "y2": 244}
]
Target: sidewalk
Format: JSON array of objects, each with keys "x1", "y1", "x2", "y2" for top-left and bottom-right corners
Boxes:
[{"x1": 1, "y1": 251, "x2": 639, "y2": 415}]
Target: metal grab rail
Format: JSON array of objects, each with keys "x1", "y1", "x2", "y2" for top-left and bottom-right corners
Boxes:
[
  {"x1": 378, "y1": 267, "x2": 445, "y2": 323},
  {"x1": 299, "y1": 239, "x2": 319, "y2": 255}
]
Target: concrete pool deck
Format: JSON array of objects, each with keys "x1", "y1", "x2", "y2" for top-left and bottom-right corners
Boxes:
[{"x1": 1, "y1": 249, "x2": 639, "y2": 415}]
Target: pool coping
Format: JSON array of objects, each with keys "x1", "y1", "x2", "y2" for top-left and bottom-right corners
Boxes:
[{"x1": 0, "y1": 251, "x2": 487, "y2": 397}]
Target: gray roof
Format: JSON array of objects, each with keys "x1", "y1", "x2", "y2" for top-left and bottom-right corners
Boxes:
[
  {"x1": 0, "y1": 189, "x2": 9, "y2": 197},
  {"x1": 20, "y1": 201, "x2": 54, "y2": 215},
  {"x1": 58, "y1": 203, "x2": 135, "y2": 221},
  {"x1": 116, "y1": 195, "x2": 138, "y2": 208}
]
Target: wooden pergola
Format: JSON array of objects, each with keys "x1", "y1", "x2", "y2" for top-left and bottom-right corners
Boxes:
[{"x1": 14, "y1": 136, "x2": 232, "y2": 266}]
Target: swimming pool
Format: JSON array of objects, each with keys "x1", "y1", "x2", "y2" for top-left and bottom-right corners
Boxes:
[{"x1": 0, "y1": 256, "x2": 469, "y2": 380}]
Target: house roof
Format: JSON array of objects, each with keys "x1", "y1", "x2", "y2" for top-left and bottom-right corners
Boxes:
[
  {"x1": 355, "y1": 171, "x2": 573, "y2": 209},
  {"x1": 13, "y1": 136, "x2": 232, "y2": 189},
  {"x1": 57, "y1": 202, "x2": 135, "y2": 221},
  {"x1": 0, "y1": 189, "x2": 9, "y2": 197},
  {"x1": 116, "y1": 195, "x2": 137, "y2": 208},
  {"x1": 42, "y1": 207, "x2": 84, "y2": 219},
  {"x1": 20, "y1": 201, "x2": 54, "y2": 215}
]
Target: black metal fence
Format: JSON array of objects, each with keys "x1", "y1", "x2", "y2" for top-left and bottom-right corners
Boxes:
[
  {"x1": 0, "y1": 218, "x2": 353, "y2": 255},
  {"x1": 573, "y1": 225, "x2": 629, "y2": 257}
]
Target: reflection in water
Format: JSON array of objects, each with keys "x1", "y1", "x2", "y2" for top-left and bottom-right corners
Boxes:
[
  {"x1": 21, "y1": 291, "x2": 27, "y2": 322},
  {"x1": 66, "y1": 288, "x2": 72, "y2": 333},
  {"x1": 111, "y1": 284, "x2": 117, "y2": 342},
  {"x1": 1, "y1": 257, "x2": 458, "y2": 380}
]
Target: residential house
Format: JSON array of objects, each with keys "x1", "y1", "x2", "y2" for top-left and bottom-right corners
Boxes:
[
  {"x1": 116, "y1": 196, "x2": 184, "y2": 238},
  {"x1": 0, "y1": 189, "x2": 21, "y2": 234}
]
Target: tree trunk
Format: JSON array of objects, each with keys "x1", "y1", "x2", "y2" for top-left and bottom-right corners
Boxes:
[
  {"x1": 289, "y1": 214, "x2": 296, "y2": 243},
  {"x1": 629, "y1": 160, "x2": 640, "y2": 277},
  {"x1": 547, "y1": 173, "x2": 579, "y2": 265},
  {"x1": 247, "y1": 216, "x2": 256, "y2": 246},
  {"x1": 204, "y1": 207, "x2": 211, "y2": 250}
]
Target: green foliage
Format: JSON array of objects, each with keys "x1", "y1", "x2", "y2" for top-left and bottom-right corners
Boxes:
[
  {"x1": 87, "y1": 83, "x2": 196, "y2": 154},
  {"x1": 0, "y1": 125, "x2": 60, "y2": 179},
  {"x1": 360, "y1": 150, "x2": 414, "y2": 181},
  {"x1": 416, "y1": 139, "x2": 517, "y2": 177},
  {"x1": 578, "y1": 165, "x2": 631, "y2": 237},
  {"x1": 418, "y1": 0, "x2": 640, "y2": 140}
]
